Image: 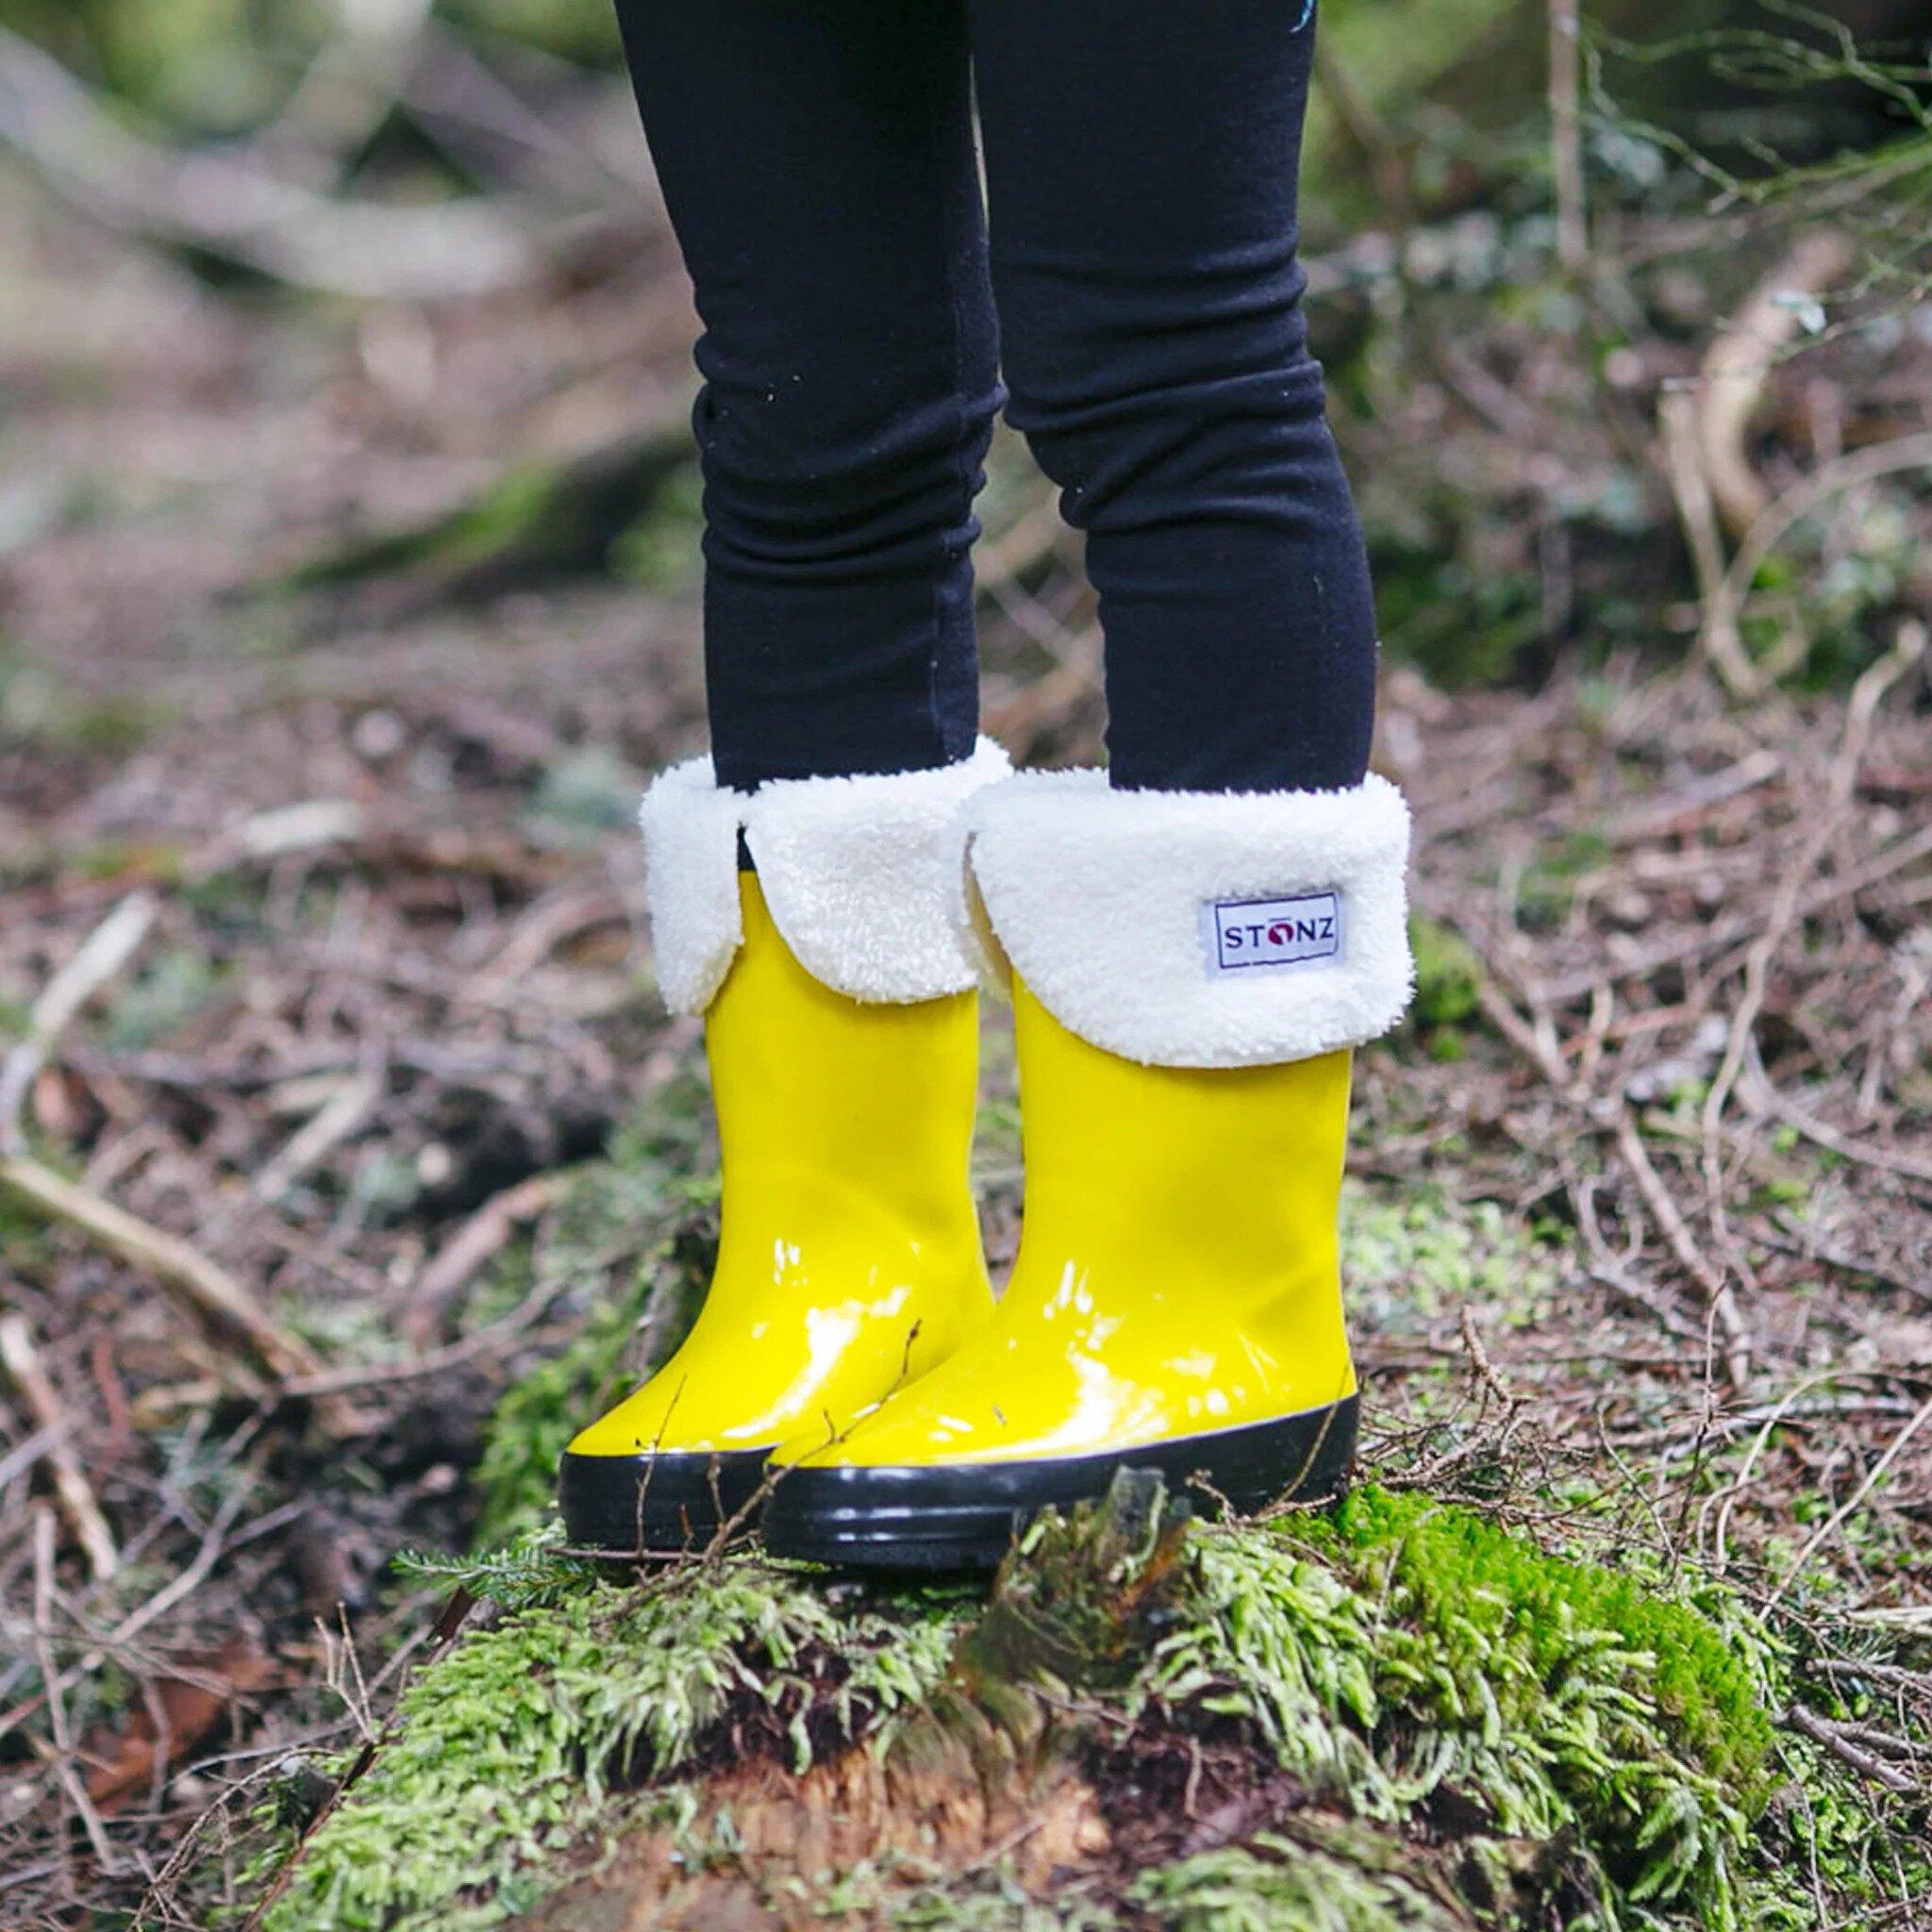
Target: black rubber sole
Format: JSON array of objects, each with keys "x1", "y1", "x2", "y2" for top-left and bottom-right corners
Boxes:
[
  {"x1": 558, "y1": 1447, "x2": 769, "y2": 1558},
  {"x1": 758, "y1": 1395, "x2": 1358, "y2": 1573}
]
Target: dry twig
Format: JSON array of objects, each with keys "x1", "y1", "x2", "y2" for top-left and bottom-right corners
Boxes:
[{"x1": 0, "y1": 1317, "x2": 118, "y2": 1583}]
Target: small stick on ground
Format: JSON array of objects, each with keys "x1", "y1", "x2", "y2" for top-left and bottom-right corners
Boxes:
[
  {"x1": 401, "y1": 1170, "x2": 571, "y2": 1344},
  {"x1": 1459, "y1": 1307, "x2": 1517, "y2": 1415},
  {"x1": 0, "y1": 891, "x2": 156, "y2": 1158},
  {"x1": 0, "y1": 1157, "x2": 329, "y2": 1398},
  {"x1": 1783, "y1": 1703, "x2": 1920, "y2": 1796},
  {"x1": 30, "y1": 1505, "x2": 125, "y2": 1875},
  {"x1": 1697, "y1": 230, "x2": 1857, "y2": 542},
  {"x1": 0, "y1": 1315, "x2": 118, "y2": 1582},
  {"x1": 1615, "y1": 1110, "x2": 1750, "y2": 1389}
]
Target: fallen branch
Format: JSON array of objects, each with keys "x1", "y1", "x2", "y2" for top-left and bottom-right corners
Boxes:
[
  {"x1": 1547, "y1": 0, "x2": 1588, "y2": 273},
  {"x1": 1616, "y1": 1111, "x2": 1751, "y2": 1389},
  {"x1": 1659, "y1": 384, "x2": 1763, "y2": 702},
  {"x1": 251, "y1": 1063, "x2": 387, "y2": 1209},
  {"x1": 1698, "y1": 431, "x2": 1932, "y2": 698},
  {"x1": 401, "y1": 1170, "x2": 571, "y2": 1344},
  {"x1": 1740, "y1": 1057, "x2": 1932, "y2": 1191}
]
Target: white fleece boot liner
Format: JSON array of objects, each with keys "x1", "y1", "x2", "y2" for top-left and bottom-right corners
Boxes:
[
  {"x1": 639, "y1": 739, "x2": 1010, "y2": 1014},
  {"x1": 954, "y1": 770, "x2": 1414, "y2": 1068}
]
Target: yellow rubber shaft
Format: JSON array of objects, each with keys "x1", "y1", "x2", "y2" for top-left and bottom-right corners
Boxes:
[
  {"x1": 567, "y1": 874, "x2": 994, "y2": 1460},
  {"x1": 776, "y1": 976, "x2": 1356, "y2": 1470}
]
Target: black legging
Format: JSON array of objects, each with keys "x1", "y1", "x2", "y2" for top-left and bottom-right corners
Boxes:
[{"x1": 614, "y1": 0, "x2": 1377, "y2": 796}]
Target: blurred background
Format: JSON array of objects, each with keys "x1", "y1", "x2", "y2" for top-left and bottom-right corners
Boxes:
[{"x1": 0, "y1": 3, "x2": 1928, "y2": 1925}]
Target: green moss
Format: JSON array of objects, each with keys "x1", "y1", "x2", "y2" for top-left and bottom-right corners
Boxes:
[
  {"x1": 1400, "y1": 915, "x2": 1489, "y2": 1061},
  {"x1": 1407, "y1": 916, "x2": 1485, "y2": 1033},
  {"x1": 1130, "y1": 1832, "x2": 1457, "y2": 1932},
  {"x1": 260, "y1": 1473, "x2": 1918, "y2": 1932},
  {"x1": 267, "y1": 1542, "x2": 961, "y2": 1932},
  {"x1": 1341, "y1": 1185, "x2": 1561, "y2": 1335},
  {"x1": 1328, "y1": 1487, "x2": 1774, "y2": 1790},
  {"x1": 1149, "y1": 1488, "x2": 1780, "y2": 1930},
  {"x1": 808, "y1": 1865, "x2": 1115, "y2": 1932}
]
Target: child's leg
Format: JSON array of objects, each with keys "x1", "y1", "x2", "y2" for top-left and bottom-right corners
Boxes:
[
  {"x1": 613, "y1": 0, "x2": 1000, "y2": 789},
  {"x1": 968, "y1": 0, "x2": 1375, "y2": 793}
]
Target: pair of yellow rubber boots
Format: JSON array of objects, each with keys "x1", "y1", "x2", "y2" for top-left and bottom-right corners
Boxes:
[{"x1": 559, "y1": 743, "x2": 1413, "y2": 1570}]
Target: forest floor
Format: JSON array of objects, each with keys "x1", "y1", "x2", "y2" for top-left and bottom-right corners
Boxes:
[{"x1": 2, "y1": 141, "x2": 1930, "y2": 1932}]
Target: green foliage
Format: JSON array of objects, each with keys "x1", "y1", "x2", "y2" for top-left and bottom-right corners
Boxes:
[
  {"x1": 393, "y1": 1524, "x2": 609, "y2": 1613},
  {"x1": 1760, "y1": 1717, "x2": 1932, "y2": 1929},
  {"x1": 1150, "y1": 1488, "x2": 1781, "y2": 1929},
  {"x1": 1341, "y1": 1186, "x2": 1562, "y2": 1336},
  {"x1": 1130, "y1": 1831, "x2": 1457, "y2": 1932},
  {"x1": 272, "y1": 1538, "x2": 967, "y2": 1932},
  {"x1": 1404, "y1": 915, "x2": 1489, "y2": 1060},
  {"x1": 1407, "y1": 917, "x2": 1486, "y2": 1033},
  {"x1": 263, "y1": 1554, "x2": 830, "y2": 1932}
]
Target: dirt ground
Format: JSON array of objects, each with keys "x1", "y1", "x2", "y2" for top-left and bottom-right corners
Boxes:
[{"x1": 1, "y1": 130, "x2": 1929, "y2": 1930}]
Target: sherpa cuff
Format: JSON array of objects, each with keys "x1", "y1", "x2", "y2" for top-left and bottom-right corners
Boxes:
[
  {"x1": 638, "y1": 740, "x2": 1011, "y2": 1013},
  {"x1": 952, "y1": 771, "x2": 1414, "y2": 1069}
]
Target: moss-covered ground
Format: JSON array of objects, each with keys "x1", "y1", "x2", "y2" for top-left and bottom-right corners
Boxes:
[{"x1": 244, "y1": 1461, "x2": 1926, "y2": 1932}]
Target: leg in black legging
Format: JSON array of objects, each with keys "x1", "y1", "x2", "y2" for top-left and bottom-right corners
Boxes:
[
  {"x1": 612, "y1": 0, "x2": 999, "y2": 791},
  {"x1": 968, "y1": 0, "x2": 1376, "y2": 793}
]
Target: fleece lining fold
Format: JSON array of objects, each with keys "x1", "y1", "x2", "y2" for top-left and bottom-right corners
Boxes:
[
  {"x1": 638, "y1": 740, "x2": 1010, "y2": 1011},
  {"x1": 951, "y1": 770, "x2": 1414, "y2": 1068}
]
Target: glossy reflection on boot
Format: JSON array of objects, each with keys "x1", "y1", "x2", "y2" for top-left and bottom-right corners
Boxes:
[
  {"x1": 760, "y1": 977, "x2": 1358, "y2": 1569},
  {"x1": 559, "y1": 874, "x2": 993, "y2": 1555}
]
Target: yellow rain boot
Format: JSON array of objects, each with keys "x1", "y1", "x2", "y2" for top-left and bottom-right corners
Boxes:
[
  {"x1": 760, "y1": 769, "x2": 1414, "y2": 1570},
  {"x1": 559, "y1": 744, "x2": 1007, "y2": 1554}
]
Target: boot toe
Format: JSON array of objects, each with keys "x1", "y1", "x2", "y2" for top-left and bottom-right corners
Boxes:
[
  {"x1": 759, "y1": 1395, "x2": 1357, "y2": 1573},
  {"x1": 559, "y1": 1447, "x2": 770, "y2": 1557}
]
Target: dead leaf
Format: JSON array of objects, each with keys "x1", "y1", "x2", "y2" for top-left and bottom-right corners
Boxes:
[{"x1": 80, "y1": 1635, "x2": 276, "y2": 1814}]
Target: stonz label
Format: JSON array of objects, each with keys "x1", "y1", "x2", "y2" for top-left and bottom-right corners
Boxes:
[{"x1": 1205, "y1": 890, "x2": 1343, "y2": 974}]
